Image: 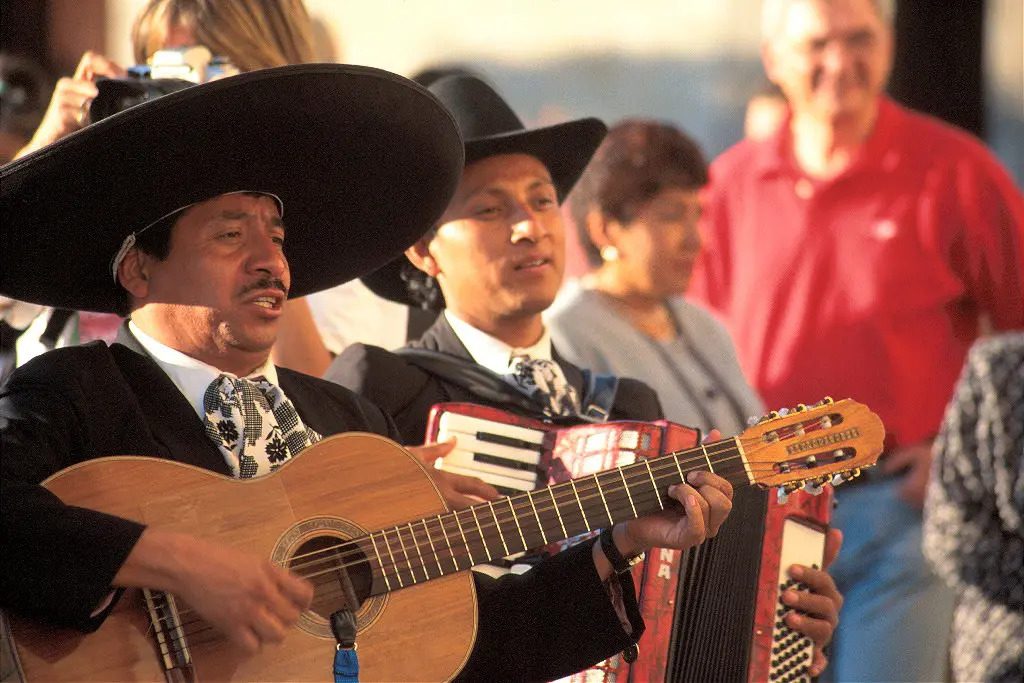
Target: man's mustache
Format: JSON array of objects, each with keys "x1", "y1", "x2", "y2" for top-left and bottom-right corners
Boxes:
[{"x1": 240, "y1": 277, "x2": 288, "y2": 297}]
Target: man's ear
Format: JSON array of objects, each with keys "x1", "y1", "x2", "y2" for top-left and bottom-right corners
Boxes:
[
  {"x1": 405, "y1": 235, "x2": 440, "y2": 277},
  {"x1": 117, "y1": 248, "x2": 151, "y2": 300}
]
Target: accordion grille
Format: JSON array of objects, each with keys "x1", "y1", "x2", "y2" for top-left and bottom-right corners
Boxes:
[{"x1": 666, "y1": 486, "x2": 768, "y2": 682}]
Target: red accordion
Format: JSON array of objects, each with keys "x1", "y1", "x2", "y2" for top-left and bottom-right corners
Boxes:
[{"x1": 425, "y1": 402, "x2": 831, "y2": 683}]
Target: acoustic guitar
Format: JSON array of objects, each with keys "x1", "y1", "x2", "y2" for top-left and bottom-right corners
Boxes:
[{"x1": 2, "y1": 398, "x2": 883, "y2": 682}]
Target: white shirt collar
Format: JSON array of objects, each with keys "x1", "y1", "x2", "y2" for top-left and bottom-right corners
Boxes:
[
  {"x1": 444, "y1": 310, "x2": 553, "y2": 376},
  {"x1": 128, "y1": 320, "x2": 278, "y2": 418}
]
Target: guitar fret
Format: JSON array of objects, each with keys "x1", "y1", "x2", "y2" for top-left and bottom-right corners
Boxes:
[
  {"x1": 673, "y1": 452, "x2": 687, "y2": 485},
  {"x1": 700, "y1": 443, "x2": 715, "y2": 472},
  {"x1": 526, "y1": 491, "x2": 548, "y2": 545},
  {"x1": 569, "y1": 480, "x2": 590, "y2": 530},
  {"x1": 436, "y1": 514, "x2": 460, "y2": 572},
  {"x1": 593, "y1": 473, "x2": 615, "y2": 526},
  {"x1": 618, "y1": 468, "x2": 639, "y2": 518},
  {"x1": 549, "y1": 488, "x2": 568, "y2": 538},
  {"x1": 407, "y1": 522, "x2": 429, "y2": 582},
  {"x1": 453, "y1": 511, "x2": 476, "y2": 566},
  {"x1": 383, "y1": 528, "x2": 405, "y2": 588},
  {"x1": 368, "y1": 532, "x2": 392, "y2": 592},
  {"x1": 644, "y1": 459, "x2": 665, "y2": 510},
  {"x1": 469, "y1": 506, "x2": 490, "y2": 559},
  {"x1": 394, "y1": 525, "x2": 415, "y2": 585},
  {"x1": 421, "y1": 519, "x2": 444, "y2": 577},
  {"x1": 508, "y1": 498, "x2": 527, "y2": 551},
  {"x1": 489, "y1": 500, "x2": 510, "y2": 556}
]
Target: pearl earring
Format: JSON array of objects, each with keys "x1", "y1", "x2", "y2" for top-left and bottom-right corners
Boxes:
[{"x1": 600, "y1": 245, "x2": 619, "y2": 262}]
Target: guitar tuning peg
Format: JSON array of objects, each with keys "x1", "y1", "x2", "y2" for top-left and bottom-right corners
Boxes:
[
  {"x1": 831, "y1": 473, "x2": 847, "y2": 486},
  {"x1": 795, "y1": 403, "x2": 808, "y2": 412},
  {"x1": 777, "y1": 407, "x2": 790, "y2": 416},
  {"x1": 803, "y1": 480, "x2": 824, "y2": 496},
  {"x1": 851, "y1": 467, "x2": 862, "y2": 478},
  {"x1": 747, "y1": 415, "x2": 761, "y2": 426},
  {"x1": 767, "y1": 410, "x2": 781, "y2": 420},
  {"x1": 821, "y1": 396, "x2": 834, "y2": 405},
  {"x1": 777, "y1": 488, "x2": 790, "y2": 504}
]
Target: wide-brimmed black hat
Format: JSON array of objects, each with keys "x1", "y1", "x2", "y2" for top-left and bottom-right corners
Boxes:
[
  {"x1": 0, "y1": 64, "x2": 463, "y2": 313},
  {"x1": 361, "y1": 75, "x2": 606, "y2": 309}
]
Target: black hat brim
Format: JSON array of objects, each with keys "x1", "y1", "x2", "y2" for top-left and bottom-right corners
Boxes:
[
  {"x1": 362, "y1": 117, "x2": 606, "y2": 309},
  {"x1": 0, "y1": 64, "x2": 464, "y2": 313}
]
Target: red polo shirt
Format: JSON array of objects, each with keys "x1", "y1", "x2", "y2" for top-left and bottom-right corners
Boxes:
[{"x1": 691, "y1": 97, "x2": 1024, "y2": 448}]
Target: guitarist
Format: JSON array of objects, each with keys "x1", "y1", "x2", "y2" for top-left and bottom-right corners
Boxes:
[
  {"x1": 325, "y1": 75, "x2": 843, "y2": 677},
  {"x1": 0, "y1": 66, "x2": 732, "y2": 681}
]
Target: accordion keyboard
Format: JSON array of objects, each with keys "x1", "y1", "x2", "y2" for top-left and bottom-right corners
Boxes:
[
  {"x1": 434, "y1": 411, "x2": 546, "y2": 495},
  {"x1": 768, "y1": 519, "x2": 826, "y2": 683}
]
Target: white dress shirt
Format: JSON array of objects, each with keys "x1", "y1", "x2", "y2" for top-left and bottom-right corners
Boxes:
[{"x1": 444, "y1": 310, "x2": 555, "y2": 374}]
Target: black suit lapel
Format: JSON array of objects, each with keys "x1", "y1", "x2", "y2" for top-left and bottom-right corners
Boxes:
[
  {"x1": 410, "y1": 314, "x2": 474, "y2": 360},
  {"x1": 112, "y1": 325, "x2": 232, "y2": 475}
]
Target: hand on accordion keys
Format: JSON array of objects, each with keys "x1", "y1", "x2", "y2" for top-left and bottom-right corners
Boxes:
[
  {"x1": 781, "y1": 527, "x2": 844, "y2": 677},
  {"x1": 408, "y1": 437, "x2": 501, "y2": 509}
]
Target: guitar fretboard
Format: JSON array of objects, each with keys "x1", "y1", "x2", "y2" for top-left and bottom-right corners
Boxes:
[{"x1": 356, "y1": 438, "x2": 750, "y2": 595}]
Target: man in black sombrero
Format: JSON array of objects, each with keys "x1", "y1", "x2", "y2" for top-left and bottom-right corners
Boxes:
[
  {"x1": 1, "y1": 66, "x2": 736, "y2": 682},
  {"x1": 325, "y1": 75, "x2": 843, "y2": 676}
]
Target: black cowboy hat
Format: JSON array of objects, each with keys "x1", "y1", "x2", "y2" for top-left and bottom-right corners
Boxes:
[
  {"x1": 0, "y1": 64, "x2": 463, "y2": 313},
  {"x1": 360, "y1": 75, "x2": 607, "y2": 309}
]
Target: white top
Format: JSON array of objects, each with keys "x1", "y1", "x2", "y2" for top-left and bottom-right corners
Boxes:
[
  {"x1": 128, "y1": 320, "x2": 278, "y2": 418},
  {"x1": 445, "y1": 310, "x2": 554, "y2": 375},
  {"x1": 306, "y1": 280, "x2": 410, "y2": 353}
]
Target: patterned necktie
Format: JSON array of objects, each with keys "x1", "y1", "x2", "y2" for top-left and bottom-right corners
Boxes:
[
  {"x1": 203, "y1": 374, "x2": 321, "y2": 478},
  {"x1": 507, "y1": 354, "x2": 581, "y2": 418}
]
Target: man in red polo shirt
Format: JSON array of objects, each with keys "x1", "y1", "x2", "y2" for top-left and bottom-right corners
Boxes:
[{"x1": 690, "y1": 0, "x2": 1024, "y2": 680}]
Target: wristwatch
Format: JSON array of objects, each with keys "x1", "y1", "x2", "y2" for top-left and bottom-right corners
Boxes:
[{"x1": 599, "y1": 526, "x2": 645, "y2": 575}]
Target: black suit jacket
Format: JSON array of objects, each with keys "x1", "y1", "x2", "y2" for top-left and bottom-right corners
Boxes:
[
  {"x1": 327, "y1": 314, "x2": 664, "y2": 445},
  {"x1": 0, "y1": 337, "x2": 396, "y2": 630}
]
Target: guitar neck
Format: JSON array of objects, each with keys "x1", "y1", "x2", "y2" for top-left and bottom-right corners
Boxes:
[{"x1": 360, "y1": 438, "x2": 750, "y2": 595}]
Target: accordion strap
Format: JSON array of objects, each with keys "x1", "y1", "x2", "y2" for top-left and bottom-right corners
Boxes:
[{"x1": 395, "y1": 348, "x2": 618, "y2": 423}]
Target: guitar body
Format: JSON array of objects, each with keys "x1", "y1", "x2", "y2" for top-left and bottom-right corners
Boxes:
[{"x1": 6, "y1": 432, "x2": 477, "y2": 682}]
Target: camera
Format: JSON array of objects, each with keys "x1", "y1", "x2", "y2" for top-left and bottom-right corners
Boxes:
[{"x1": 89, "y1": 47, "x2": 239, "y2": 123}]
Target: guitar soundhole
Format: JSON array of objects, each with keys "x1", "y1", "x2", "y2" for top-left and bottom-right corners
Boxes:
[{"x1": 289, "y1": 535, "x2": 372, "y2": 617}]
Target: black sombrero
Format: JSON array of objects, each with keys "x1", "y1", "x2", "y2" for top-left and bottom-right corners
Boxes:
[
  {"x1": 360, "y1": 75, "x2": 607, "y2": 309},
  {"x1": 0, "y1": 64, "x2": 464, "y2": 313}
]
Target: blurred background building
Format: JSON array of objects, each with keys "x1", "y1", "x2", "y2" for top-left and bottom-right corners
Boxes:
[{"x1": 4, "y1": 0, "x2": 1021, "y2": 182}]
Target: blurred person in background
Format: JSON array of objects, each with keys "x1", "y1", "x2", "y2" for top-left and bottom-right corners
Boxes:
[
  {"x1": 550, "y1": 119, "x2": 764, "y2": 438},
  {"x1": 689, "y1": 0, "x2": 1024, "y2": 680},
  {"x1": 1, "y1": 0, "x2": 319, "y2": 372},
  {"x1": 923, "y1": 332, "x2": 1023, "y2": 683}
]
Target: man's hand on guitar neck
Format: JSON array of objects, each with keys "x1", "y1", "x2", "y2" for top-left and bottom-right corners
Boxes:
[
  {"x1": 783, "y1": 528, "x2": 844, "y2": 677},
  {"x1": 113, "y1": 528, "x2": 313, "y2": 655}
]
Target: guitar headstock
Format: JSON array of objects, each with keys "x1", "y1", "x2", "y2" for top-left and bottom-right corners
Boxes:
[{"x1": 738, "y1": 397, "x2": 885, "y2": 492}]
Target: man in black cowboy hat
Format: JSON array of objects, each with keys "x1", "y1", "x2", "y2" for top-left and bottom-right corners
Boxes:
[
  {"x1": 1, "y1": 66, "x2": 734, "y2": 682},
  {"x1": 326, "y1": 74, "x2": 842, "y2": 677}
]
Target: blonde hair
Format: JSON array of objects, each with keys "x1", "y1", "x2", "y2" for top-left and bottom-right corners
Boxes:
[{"x1": 132, "y1": 0, "x2": 316, "y2": 72}]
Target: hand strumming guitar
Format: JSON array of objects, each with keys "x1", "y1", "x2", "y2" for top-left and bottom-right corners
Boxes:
[{"x1": 113, "y1": 528, "x2": 313, "y2": 655}]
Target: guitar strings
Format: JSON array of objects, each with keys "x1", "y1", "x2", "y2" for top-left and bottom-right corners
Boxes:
[{"x1": 285, "y1": 418, "x2": 834, "y2": 580}]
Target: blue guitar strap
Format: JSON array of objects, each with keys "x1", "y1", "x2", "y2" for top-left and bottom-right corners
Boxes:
[{"x1": 330, "y1": 610, "x2": 358, "y2": 682}]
